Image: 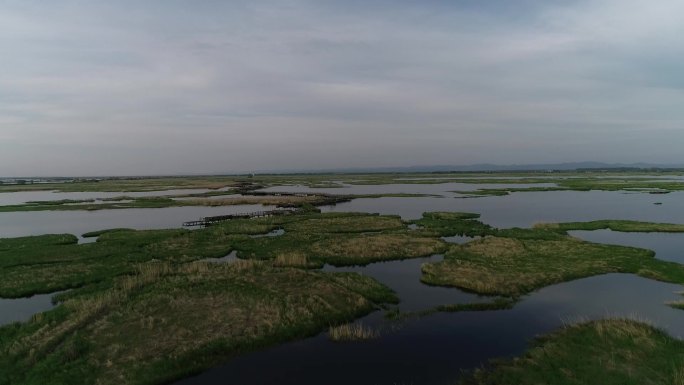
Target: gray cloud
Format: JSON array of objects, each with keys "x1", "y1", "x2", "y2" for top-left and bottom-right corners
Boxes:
[{"x1": 1, "y1": 0, "x2": 683, "y2": 176}]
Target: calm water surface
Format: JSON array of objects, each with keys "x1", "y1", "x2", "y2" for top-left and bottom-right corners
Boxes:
[
  {"x1": 321, "y1": 190, "x2": 684, "y2": 227},
  {"x1": 0, "y1": 205, "x2": 275, "y2": 239},
  {"x1": 0, "y1": 292, "x2": 62, "y2": 326},
  {"x1": 569, "y1": 229, "x2": 684, "y2": 264},
  {"x1": 176, "y1": 269, "x2": 683, "y2": 385}
]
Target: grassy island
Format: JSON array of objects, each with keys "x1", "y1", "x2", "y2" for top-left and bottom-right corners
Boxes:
[{"x1": 462, "y1": 319, "x2": 684, "y2": 385}]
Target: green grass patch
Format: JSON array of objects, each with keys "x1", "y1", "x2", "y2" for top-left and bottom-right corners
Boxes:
[
  {"x1": 233, "y1": 212, "x2": 447, "y2": 267},
  {"x1": 536, "y1": 219, "x2": 684, "y2": 233},
  {"x1": 410, "y1": 212, "x2": 493, "y2": 237},
  {"x1": 462, "y1": 319, "x2": 684, "y2": 385},
  {"x1": 422, "y1": 233, "x2": 684, "y2": 297},
  {"x1": 415, "y1": 214, "x2": 684, "y2": 297},
  {"x1": 0, "y1": 261, "x2": 396, "y2": 385},
  {"x1": 0, "y1": 212, "x2": 441, "y2": 298}
]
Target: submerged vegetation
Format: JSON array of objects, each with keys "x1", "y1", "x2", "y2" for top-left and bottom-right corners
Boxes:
[{"x1": 463, "y1": 319, "x2": 684, "y2": 385}]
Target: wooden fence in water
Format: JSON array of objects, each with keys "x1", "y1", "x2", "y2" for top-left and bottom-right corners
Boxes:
[{"x1": 182, "y1": 208, "x2": 298, "y2": 227}]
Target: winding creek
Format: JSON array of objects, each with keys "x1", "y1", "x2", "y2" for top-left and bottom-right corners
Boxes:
[{"x1": 2, "y1": 183, "x2": 684, "y2": 383}]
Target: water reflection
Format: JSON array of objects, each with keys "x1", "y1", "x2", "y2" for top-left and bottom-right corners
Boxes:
[
  {"x1": 0, "y1": 292, "x2": 62, "y2": 326},
  {"x1": 321, "y1": 190, "x2": 684, "y2": 227},
  {"x1": 569, "y1": 229, "x2": 684, "y2": 264},
  {"x1": 175, "y1": 272, "x2": 683, "y2": 385},
  {"x1": 0, "y1": 205, "x2": 276, "y2": 239},
  {"x1": 323, "y1": 255, "x2": 483, "y2": 312}
]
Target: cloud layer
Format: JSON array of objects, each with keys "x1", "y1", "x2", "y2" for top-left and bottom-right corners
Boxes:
[{"x1": 1, "y1": 0, "x2": 683, "y2": 175}]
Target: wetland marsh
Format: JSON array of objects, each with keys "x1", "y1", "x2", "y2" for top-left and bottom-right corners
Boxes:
[{"x1": 2, "y1": 171, "x2": 684, "y2": 385}]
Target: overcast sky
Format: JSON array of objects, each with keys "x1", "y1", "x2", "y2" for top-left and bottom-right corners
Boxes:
[{"x1": 1, "y1": 0, "x2": 683, "y2": 176}]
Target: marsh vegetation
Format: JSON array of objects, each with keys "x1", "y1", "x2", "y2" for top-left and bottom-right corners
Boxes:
[
  {"x1": 3, "y1": 172, "x2": 684, "y2": 384},
  {"x1": 462, "y1": 318, "x2": 684, "y2": 385}
]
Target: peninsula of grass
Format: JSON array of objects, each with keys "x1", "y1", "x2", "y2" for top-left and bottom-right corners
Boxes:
[
  {"x1": 462, "y1": 319, "x2": 684, "y2": 385},
  {"x1": 536, "y1": 219, "x2": 684, "y2": 233},
  {"x1": 0, "y1": 261, "x2": 396, "y2": 385},
  {"x1": 417, "y1": 213, "x2": 684, "y2": 297}
]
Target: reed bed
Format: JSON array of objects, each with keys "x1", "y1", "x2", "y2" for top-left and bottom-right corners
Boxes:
[{"x1": 329, "y1": 322, "x2": 379, "y2": 342}]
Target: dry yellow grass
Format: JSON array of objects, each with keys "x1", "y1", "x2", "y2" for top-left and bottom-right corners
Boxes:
[
  {"x1": 310, "y1": 234, "x2": 445, "y2": 264},
  {"x1": 465, "y1": 236, "x2": 525, "y2": 258},
  {"x1": 328, "y1": 322, "x2": 378, "y2": 341},
  {"x1": 273, "y1": 252, "x2": 309, "y2": 267}
]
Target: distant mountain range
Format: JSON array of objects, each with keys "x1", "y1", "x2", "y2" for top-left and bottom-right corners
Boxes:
[{"x1": 253, "y1": 162, "x2": 684, "y2": 174}]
